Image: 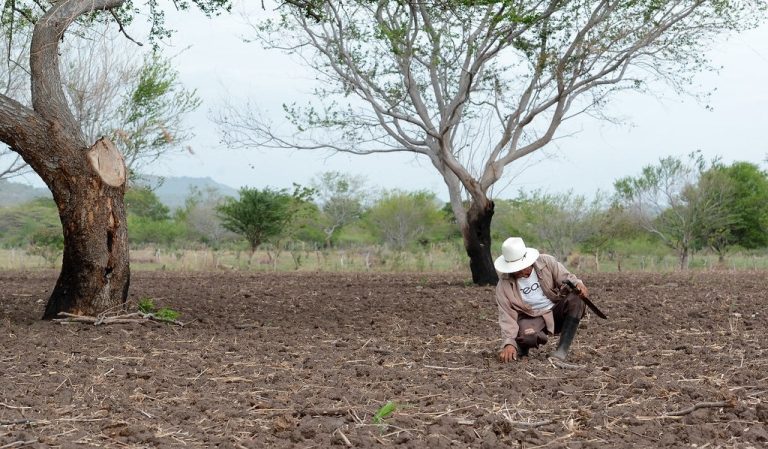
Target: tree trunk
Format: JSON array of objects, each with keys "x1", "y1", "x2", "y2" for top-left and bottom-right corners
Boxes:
[
  {"x1": 42, "y1": 139, "x2": 130, "y2": 318},
  {"x1": 679, "y1": 249, "x2": 690, "y2": 271},
  {"x1": 0, "y1": 0, "x2": 132, "y2": 319},
  {"x1": 462, "y1": 199, "x2": 498, "y2": 285}
]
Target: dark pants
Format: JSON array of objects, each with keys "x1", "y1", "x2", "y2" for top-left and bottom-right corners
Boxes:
[{"x1": 515, "y1": 293, "x2": 586, "y2": 353}]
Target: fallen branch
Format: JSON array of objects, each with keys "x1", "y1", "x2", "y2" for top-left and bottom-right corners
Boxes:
[{"x1": 54, "y1": 312, "x2": 184, "y2": 326}]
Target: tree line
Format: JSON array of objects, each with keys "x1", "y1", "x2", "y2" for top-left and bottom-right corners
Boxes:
[{"x1": 4, "y1": 158, "x2": 766, "y2": 272}]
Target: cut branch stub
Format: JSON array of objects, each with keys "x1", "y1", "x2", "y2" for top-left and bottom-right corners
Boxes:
[{"x1": 87, "y1": 137, "x2": 126, "y2": 187}]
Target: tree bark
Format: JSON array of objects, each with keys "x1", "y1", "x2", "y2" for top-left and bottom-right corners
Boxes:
[
  {"x1": 462, "y1": 198, "x2": 498, "y2": 286},
  {"x1": 43, "y1": 139, "x2": 130, "y2": 318}
]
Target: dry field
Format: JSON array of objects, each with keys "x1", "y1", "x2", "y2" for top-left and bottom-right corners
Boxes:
[{"x1": 1, "y1": 270, "x2": 766, "y2": 448}]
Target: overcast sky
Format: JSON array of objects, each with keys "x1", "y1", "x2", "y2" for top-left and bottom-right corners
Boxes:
[{"x1": 35, "y1": 2, "x2": 768, "y2": 202}]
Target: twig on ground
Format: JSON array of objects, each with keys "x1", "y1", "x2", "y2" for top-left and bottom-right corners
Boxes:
[
  {"x1": 300, "y1": 408, "x2": 350, "y2": 417},
  {"x1": 334, "y1": 428, "x2": 352, "y2": 447},
  {"x1": 423, "y1": 365, "x2": 479, "y2": 371},
  {"x1": 636, "y1": 400, "x2": 734, "y2": 420},
  {"x1": 0, "y1": 403, "x2": 30, "y2": 410},
  {"x1": 381, "y1": 424, "x2": 423, "y2": 438},
  {"x1": 506, "y1": 419, "x2": 556, "y2": 428},
  {"x1": 548, "y1": 357, "x2": 585, "y2": 370},
  {"x1": 525, "y1": 432, "x2": 575, "y2": 449},
  {"x1": 0, "y1": 419, "x2": 38, "y2": 427},
  {"x1": 0, "y1": 440, "x2": 37, "y2": 449},
  {"x1": 420, "y1": 405, "x2": 477, "y2": 419},
  {"x1": 666, "y1": 401, "x2": 733, "y2": 417},
  {"x1": 54, "y1": 312, "x2": 184, "y2": 326}
]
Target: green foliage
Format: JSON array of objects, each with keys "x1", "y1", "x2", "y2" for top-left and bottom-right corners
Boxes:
[
  {"x1": 238, "y1": 0, "x2": 766, "y2": 253},
  {"x1": 364, "y1": 190, "x2": 450, "y2": 249},
  {"x1": 709, "y1": 162, "x2": 768, "y2": 249},
  {"x1": 176, "y1": 186, "x2": 236, "y2": 248},
  {"x1": 138, "y1": 297, "x2": 155, "y2": 314},
  {"x1": 125, "y1": 187, "x2": 170, "y2": 220},
  {"x1": 312, "y1": 171, "x2": 368, "y2": 247},
  {"x1": 136, "y1": 297, "x2": 181, "y2": 322},
  {"x1": 372, "y1": 401, "x2": 397, "y2": 424},
  {"x1": 492, "y1": 190, "x2": 606, "y2": 260},
  {"x1": 614, "y1": 153, "x2": 738, "y2": 269},
  {"x1": 216, "y1": 185, "x2": 315, "y2": 253},
  {"x1": 580, "y1": 203, "x2": 642, "y2": 257},
  {"x1": 28, "y1": 225, "x2": 64, "y2": 266},
  {"x1": 287, "y1": 200, "x2": 325, "y2": 245},
  {"x1": 128, "y1": 215, "x2": 187, "y2": 246},
  {"x1": 155, "y1": 307, "x2": 181, "y2": 322},
  {"x1": 113, "y1": 54, "x2": 201, "y2": 174},
  {"x1": 1, "y1": 1, "x2": 235, "y2": 64},
  {"x1": 0, "y1": 198, "x2": 60, "y2": 248}
]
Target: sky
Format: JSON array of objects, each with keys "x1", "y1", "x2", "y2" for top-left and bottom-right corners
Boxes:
[{"x1": 17, "y1": 1, "x2": 768, "y2": 202}]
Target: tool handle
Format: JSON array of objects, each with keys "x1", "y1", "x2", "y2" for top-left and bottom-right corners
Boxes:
[{"x1": 563, "y1": 279, "x2": 579, "y2": 292}]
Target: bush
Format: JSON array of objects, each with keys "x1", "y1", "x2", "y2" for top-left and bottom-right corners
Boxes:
[{"x1": 128, "y1": 216, "x2": 187, "y2": 246}]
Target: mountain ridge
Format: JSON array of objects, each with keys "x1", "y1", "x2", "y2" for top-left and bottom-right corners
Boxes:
[{"x1": 0, "y1": 176, "x2": 239, "y2": 210}]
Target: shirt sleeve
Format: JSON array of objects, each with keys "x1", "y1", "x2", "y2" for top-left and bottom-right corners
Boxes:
[{"x1": 495, "y1": 282, "x2": 520, "y2": 350}]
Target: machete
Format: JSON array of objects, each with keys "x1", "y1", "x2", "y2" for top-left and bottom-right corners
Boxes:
[{"x1": 563, "y1": 279, "x2": 608, "y2": 319}]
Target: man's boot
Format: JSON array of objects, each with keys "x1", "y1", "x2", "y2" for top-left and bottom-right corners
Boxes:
[{"x1": 551, "y1": 315, "x2": 580, "y2": 361}]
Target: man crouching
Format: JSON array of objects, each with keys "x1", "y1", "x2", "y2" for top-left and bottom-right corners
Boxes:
[{"x1": 494, "y1": 237, "x2": 587, "y2": 362}]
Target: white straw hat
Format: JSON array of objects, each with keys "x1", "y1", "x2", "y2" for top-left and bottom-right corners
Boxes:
[{"x1": 494, "y1": 237, "x2": 540, "y2": 273}]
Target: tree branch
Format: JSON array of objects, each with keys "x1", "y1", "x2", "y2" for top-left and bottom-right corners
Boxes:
[{"x1": 30, "y1": 0, "x2": 124, "y2": 132}]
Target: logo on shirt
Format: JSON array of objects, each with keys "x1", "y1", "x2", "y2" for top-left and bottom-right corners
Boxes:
[{"x1": 522, "y1": 282, "x2": 540, "y2": 295}]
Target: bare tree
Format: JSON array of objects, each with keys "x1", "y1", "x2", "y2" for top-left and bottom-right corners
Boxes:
[
  {"x1": 216, "y1": 0, "x2": 764, "y2": 284},
  {"x1": 180, "y1": 186, "x2": 236, "y2": 247},
  {"x1": 311, "y1": 171, "x2": 368, "y2": 247},
  {"x1": 61, "y1": 29, "x2": 139, "y2": 148}
]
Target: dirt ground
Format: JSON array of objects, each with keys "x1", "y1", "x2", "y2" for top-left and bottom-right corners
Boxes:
[{"x1": 1, "y1": 270, "x2": 766, "y2": 448}]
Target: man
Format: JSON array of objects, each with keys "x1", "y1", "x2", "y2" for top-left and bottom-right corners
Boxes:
[{"x1": 494, "y1": 237, "x2": 587, "y2": 362}]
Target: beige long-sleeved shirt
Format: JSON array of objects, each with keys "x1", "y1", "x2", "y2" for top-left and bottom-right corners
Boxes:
[{"x1": 495, "y1": 254, "x2": 581, "y2": 349}]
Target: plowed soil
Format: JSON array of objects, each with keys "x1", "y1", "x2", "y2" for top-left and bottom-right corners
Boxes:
[{"x1": 1, "y1": 270, "x2": 766, "y2": 448}]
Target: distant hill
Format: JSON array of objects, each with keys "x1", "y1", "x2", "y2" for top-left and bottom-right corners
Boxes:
[
  {"x1": 141, "y1": 176, "x2": 239, "y2": 210},
  {"x1": 0, "y1": 176, "x2": 239, "y2": 210},
  {"x1": 0, "y1": 179, "x2": 51, "y2": 207}
]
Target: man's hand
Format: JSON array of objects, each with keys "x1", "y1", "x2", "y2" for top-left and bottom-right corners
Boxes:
[
  {"x1": 499, "y1": 345, "x2": 517, "y2": 363},
  {"x1": 565, "y1": 279, "x2": 589, "y2": 298}
]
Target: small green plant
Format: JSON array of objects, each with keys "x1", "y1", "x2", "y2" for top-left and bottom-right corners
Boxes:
[
  {"x1": 155, "y1": 307, "x2": 180, "y2": 321},
  {"x1": 137, "y1": 297, "x2": 180, "y2": 322},
  {"x1": 138, "y1": 297, "x2": 155, "y2": 314},
  {"x1": 372, "y1": 401, "x2": 397, "y2": 424}
]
